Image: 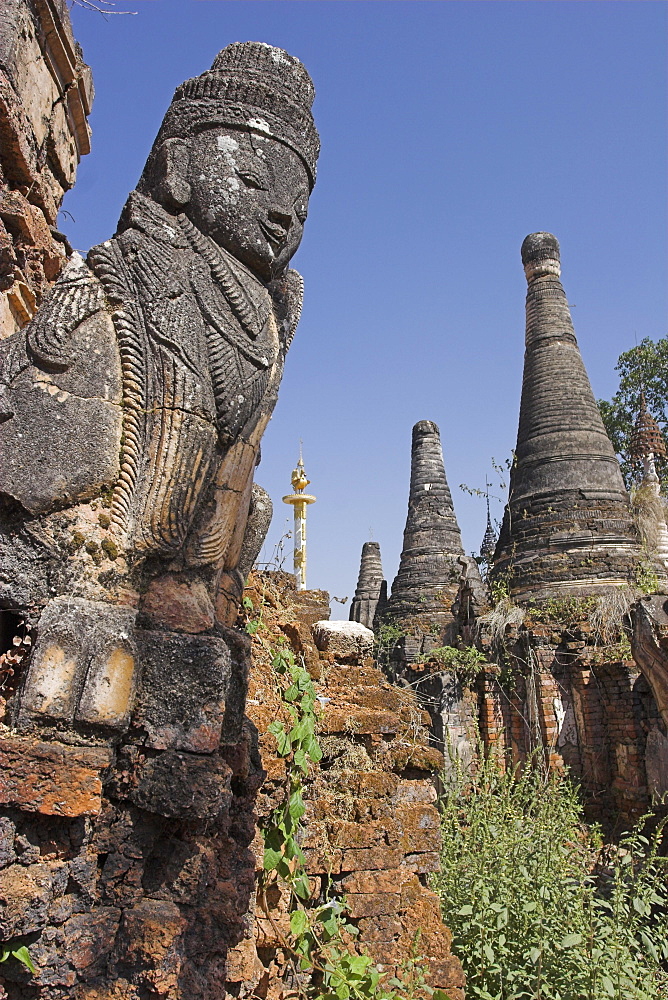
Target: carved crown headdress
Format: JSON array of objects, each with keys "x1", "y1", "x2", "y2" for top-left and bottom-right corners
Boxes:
[{"x1": 155, "y1": 41, "x2": 320, "y2": 187}]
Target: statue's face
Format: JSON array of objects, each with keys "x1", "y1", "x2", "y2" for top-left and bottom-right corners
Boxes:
[{"x1": 185, "y1": 129, "x2": 310, "y2": 281}]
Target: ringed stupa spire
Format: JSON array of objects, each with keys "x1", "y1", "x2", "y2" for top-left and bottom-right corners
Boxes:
[
  {"x1": 349, "y1": 541, "x2": 387, "y2": 629},
  {"x1": 384, "y1": 420, "x2": 465, "y2": 642},
  {"x1": 479, "y1": 483, "x2": 497, "y2": 571},
  {"x1": 492, "y1": 233, "x2": 658, "y2": 601}
]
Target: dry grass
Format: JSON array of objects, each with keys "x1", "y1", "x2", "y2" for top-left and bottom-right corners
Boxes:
[
  {"x1": 477, "y1": 596, "x2": 525, "y2": 657},
  {"x1": 586, "y1": 587, "x2": 636, "y2": 643}
]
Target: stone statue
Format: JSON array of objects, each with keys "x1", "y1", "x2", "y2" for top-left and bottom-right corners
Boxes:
[{"x1": 0, "y1": 42, "x2": 319, "y2": 742}]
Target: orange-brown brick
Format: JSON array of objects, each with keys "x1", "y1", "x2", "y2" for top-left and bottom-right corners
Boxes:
[{"x1": 0, "y1": 736, "x2": 112, "y2": 817}]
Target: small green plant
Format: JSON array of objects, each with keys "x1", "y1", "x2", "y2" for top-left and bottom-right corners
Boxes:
[
  {"x1": 0, "y1": 942, "x2": 36, "y2": 975},
  {"x1": 242, "y1": 593, "x2": 264, "y2": 635},
  {"x1": 417, "y1": 645, "x2": 486, "y2": 687},
  {"x1": 589, "y1": 633, "x2": 633, "y2": 664},
  {"x1": 635, "y1": 558, "x2": 660, "y2": 596},
  {"x1": 432, "y1": 741, "x2": 668, "y2": 1000},
  {"x1": 525, "y1": 595, "x2": 599, "y2": 629},
  {"x1": 489, "y1": 576, "x2": 510, "y2": 603},
  {"x1": 374, "y1": 622, "x2": 408, "y2": 665}
]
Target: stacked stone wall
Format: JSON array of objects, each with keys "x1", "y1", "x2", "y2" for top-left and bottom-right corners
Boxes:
[
  {"x1": 229, "y1": 571, "x2": 465, "y2": 1000},
  {"x1": 0, "y1": 0, "x2": 92, "y2": 339},
  {"x1": 0, "y1": 571, "x2": 465, "y2": 997}
]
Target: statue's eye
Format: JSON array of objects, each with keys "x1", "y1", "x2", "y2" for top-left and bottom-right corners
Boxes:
[
  {"x1": 295, "y1": 198, "x2": 308, "y2": 224},
  {"x1": 237, "y1": 169, "x2": 267, "y2": 191}
]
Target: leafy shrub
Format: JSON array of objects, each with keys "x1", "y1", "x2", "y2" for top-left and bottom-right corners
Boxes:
[
  {"x1": 432, "y1": 745, "x2": 668, "y2": 1000},
  {"x1": 417, "y1": 644, "x2": 487, "y2": 686}
]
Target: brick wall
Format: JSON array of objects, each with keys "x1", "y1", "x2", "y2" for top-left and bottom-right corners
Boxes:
[
  {"x1": 0, "y1": 0, "x2": 92, "y2": 339},
  {"x1": 229, "y1": 571, "x2": 465, "y2": 1000}
]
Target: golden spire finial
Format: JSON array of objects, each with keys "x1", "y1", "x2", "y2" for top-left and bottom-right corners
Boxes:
[
  {"x1": 283, "y1": 444, "x2": 316, "y2": 590},
  {"x1": 291, "y1": 458, "x2": 310, "y2": 493}
]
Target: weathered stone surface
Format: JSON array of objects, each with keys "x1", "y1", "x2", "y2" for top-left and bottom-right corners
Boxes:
[
  {"x1": 137, "y1": 575, "x2": 216, "y2": 634},
  {"x1": 0, "y1": 37, "x2": 319, "y2": 1000},
  {"x1": 0, "y1": 275, "x2": 122, "y2": 514},
  {"x1": 128, "y1": 749, "x2": 233, "y2": 820},
  {"x1": 0, "y1": 0, "x2": 93, "y2": 339},
  {"x1": 632, "y1": 595, "x2": 668, "y2": 727},
  {"x1": 0, "y1": 861, "x2": 53, "y2": 938},
  {"x1": 492, "y1": 233, "x2": 653, "y2": 602},
  {"x1": 312, "y1": 619, "x2": 374, "y2": 658},
  {"x1": 382, "y1": 420, "x2": 467, "y2": 643},
  {"x1": 0, "y1": 719, "x2": 265, "y2": 992},
  {"x1": 64, "y1": 908, "x2": 122, "y2": 971},
  {"x1": 19, "y1": 598, "x2": 138, "y2": 729},
  {"x1": 113, "y1": 899, "x2": 186, "y2": 989},
  {"x1": 130, "y1": 629, "x2": 236, "y2": 752},
  {"x1": 0, "y1": 817, "x2": 16, "y2": 868},
  {"x1": 0, "y1": 736, "x2": 111, "y2": 816},
  {"x1": 2, "y1": 40, "x2": 319, "y2": 741}
]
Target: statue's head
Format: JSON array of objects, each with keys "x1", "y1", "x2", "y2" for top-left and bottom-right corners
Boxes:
[{"x1": 136, "y1": 42, "x2": 319, "y2": 281}]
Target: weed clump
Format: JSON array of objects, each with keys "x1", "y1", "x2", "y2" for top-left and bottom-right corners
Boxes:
[{"x1": 432, "y1": 744, "x2": 668, "y2": 1000}]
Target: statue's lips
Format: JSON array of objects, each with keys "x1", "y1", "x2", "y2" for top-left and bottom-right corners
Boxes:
[{"x1": 258, "y1": 219, "x2": 287, "y2": 249}]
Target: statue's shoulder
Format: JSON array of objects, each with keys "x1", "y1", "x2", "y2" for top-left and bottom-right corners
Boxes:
[
  {"x1": 270, "y1": 268, "x2": 304, "y2": 352},
  {"x1": 26, "y1": 252, "x2": 107, "y2": 372}
]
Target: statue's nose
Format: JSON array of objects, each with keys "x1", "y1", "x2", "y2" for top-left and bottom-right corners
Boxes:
[{"x1": 268, "y1": 209, "x2": 292, "y2": 234}]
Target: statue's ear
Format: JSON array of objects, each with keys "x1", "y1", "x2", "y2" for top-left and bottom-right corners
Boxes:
[{"x1": 155, "y1": 138, "x2": 191, "y2": 209}]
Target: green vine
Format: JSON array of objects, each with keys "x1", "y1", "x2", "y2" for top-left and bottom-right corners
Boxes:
[
  {"x1": 247, "y1": 603, "x2": 447, "y2": 1000},
  {"x1": 263, "y1": 642, "x2": 321, "y2": 894}
]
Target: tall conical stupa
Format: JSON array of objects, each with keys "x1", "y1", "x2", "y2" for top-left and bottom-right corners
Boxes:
[
  {"x1": 350, "y1": 541, "x2": 387, "y2": 629},
  {"x1": 384, "y1": 420, "x2": 465, "y2": 640},
  {"x1": 492, "y1": 232, "x2": 655, "y2": 601}
]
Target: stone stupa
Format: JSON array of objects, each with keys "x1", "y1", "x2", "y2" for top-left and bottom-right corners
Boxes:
[
  {"x1": 383, "y1": 420, "x2": 467, "y2": 651},
  {"x1": 349, "y1": 541, "x2": 387, "y2": 629},
  {"x1": 492, "y1": 232, "x2": 657, "y2": 602}
]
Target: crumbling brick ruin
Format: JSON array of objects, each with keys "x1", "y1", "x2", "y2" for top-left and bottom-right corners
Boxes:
[
  {"x1": 1, "y1": 4, "x2": 667, "y2": 995},
  {"x1": 372, "y1": 234, "x2": 668, "y2": 831},
  {"x1": 377, "y1": 421, "x2": 484, "y2": 661},
  {"x1": 0, "y1": 14, "x2": 464, "y2": 998},
  {"x1": 492, "y1": 232, "x2": 665, "y2": 601},
  {"x1": 349, "y1": 542, "x2": 386, "y2": 630},
  {"x1": 234, "y1": 572, "x2": 464, "y2": 1000},
  {"x1": 0, "y1": 0, "x2": 92, "y2": 340}
]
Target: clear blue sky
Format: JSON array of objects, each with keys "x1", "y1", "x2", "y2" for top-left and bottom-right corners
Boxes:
[{"x1": 64, "y1": 0, "x2": 667, "y2": 610}]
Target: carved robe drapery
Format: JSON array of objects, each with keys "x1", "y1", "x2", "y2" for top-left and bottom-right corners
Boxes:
[{"x1": 24, "y1": 191, "x2": 303, "y2": 572}]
